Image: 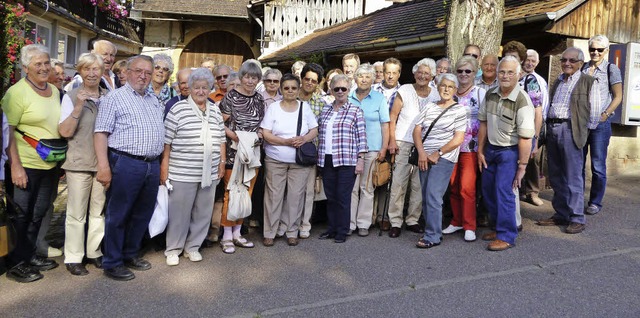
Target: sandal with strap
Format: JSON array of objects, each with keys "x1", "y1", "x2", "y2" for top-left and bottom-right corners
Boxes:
[
  {"x1": 233, "y1": 236, "x2": 255, "y2": 248},
  {"x1": 220, "y1": 240, "x2": 236, "y2": 254},
  {"x1": 416, "y1": 238, "x2": 441, "y2": 249}
]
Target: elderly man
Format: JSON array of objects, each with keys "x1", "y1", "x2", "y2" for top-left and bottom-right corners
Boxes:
[
  {"x1": 65, "y1": 40, "x2": 119, "y2": 92},
  {"x1": 95, "y1": 55, "x2": 165, "y2": 281},
  {"x1": 209, "y1": 64, "x2": 232, "y2": 102},
  {"x1": 477, "y1": 56, "x2": 535, "y2": 251},
  {"x1": 536, "y1": 47, "x2": 600, "y2": 234},
  {"x1": 580, "y1": 34, "x2": 623, "y2": 215},
  {"x1": 291, "y1": 60, "x2": 306, "y2": 79},
  {"x1": 342, "y1": 53, "x2": 360, "y2": 87},
  {"x1": 164, "y1": 68, "x2": 191, "y2": 118},
  {"x1": 297, "y1": 63, "x2": 325, "y2": 239},
  {"x1": 475, "y1": 54, "x2": 499, "y2": 92},
  {"x1": 430, "y1": 58, "x2": 451, "y2": 89},
  {"x1": 201, "y1": 57, "x2": 216, "y2": 73},
  {"x1": 373, "y1": 61, "x2": 384, "y2": 84}
]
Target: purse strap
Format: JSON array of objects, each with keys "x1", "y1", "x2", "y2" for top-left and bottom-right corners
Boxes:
[
  {"x1": 296, "y1": 101, "x2": 303, "y2": 137},
  {"x1": 420, "y1": 102, "x2": 457, "y2": 144}
]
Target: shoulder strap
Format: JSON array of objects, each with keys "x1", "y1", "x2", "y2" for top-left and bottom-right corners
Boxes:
[
  {"x1": 296, "y1": 101, "x2": 303, "y2": 137},
  {"x1": 607, "y1": 62, "x2": 613, "y2": 95},
  {"x1": 421, "y1": 103, "x2": 457, "y2": 143}
]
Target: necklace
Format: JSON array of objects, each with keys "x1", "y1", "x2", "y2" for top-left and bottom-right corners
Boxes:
[{"x1": 26, "y1": 77, "x2": 48, "y2": 91}]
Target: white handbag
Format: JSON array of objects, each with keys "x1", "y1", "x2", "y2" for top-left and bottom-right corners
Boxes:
[
  {"x1": 227, "y1": 180, "x2": 252, "y2": 221},
  {"x1": 148, "y1": 185, "x2": 169, "y2": 238}
]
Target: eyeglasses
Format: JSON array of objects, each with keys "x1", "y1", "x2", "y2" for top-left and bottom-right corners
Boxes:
[
  {"x1": 457, "y1": 69, "x2": 473, "y2": 74},
  {"x1": 282, "y1": 86, "x2": 298, "y2": 91},
  {"x1": 264, "y1": 79, "x2": 280, "y2": 84},
  {"x1": 464, "y1": 53, "x2": 479, "y2": 59},
  {"x1": 560, "y1": 58, "x2": 581, "y2": 64},
  {"x1": 589, "y1": 47, "x2": 606, "y2": 53},
  {"x1": 215, "y1": 74, "x2": 228, "y2": 81},
  {"x1": 129, "y1": 68, "x2": 153, "y2": 77},
  {"x1": 154, "y1": 65, "x2": 170, "y2": 72},
  {"x1": 498, "y1": 70, "x2": 517, "y2": 77},
  {"x1": 438, "y1": 84, "x2": 456, "y2": 91},
  {"x1": 303, "y1": 77, "x2": 319, "y2": 84},
  {"x1": 333, "y1": 87, "x2": 348, "y2": 93}
]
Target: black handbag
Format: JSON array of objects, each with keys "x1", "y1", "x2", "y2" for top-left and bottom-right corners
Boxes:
[
  {"x1": 408, "y1": 103, "x2": 456, "y2": 166},
  {"x1": 295, "y1": 102, "x2": 318, "y2": 166}
]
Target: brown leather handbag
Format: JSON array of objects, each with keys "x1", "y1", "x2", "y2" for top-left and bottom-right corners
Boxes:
[{"x1": 371, "y1": 155, "x2": 393, "y2": 187}]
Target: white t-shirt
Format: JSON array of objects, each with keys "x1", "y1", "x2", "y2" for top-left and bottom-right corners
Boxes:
[
  {"x1": 324, "y1": 111, "x2": 338, "y2": 156},
  {"x1": 395, "y1": 84, "x2": 440, "y2": 143},
  {"x1": 260, "y1": 101, "x2": 318, "y2": 163}
]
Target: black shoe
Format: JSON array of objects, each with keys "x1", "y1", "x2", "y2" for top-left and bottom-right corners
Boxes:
[
  {"x1": 201, "y1": 239, "x2": 215, "y2": 248},
  {"x1": 104, "y1": 265, "x2": 135, "y2": 281},
  {"x1": 6, "y1": 263, "x2": 43, "y2": 283},
  {"x1": 124, "y1": 257, "x2": 152, "y2": 271},
  {"x1": 406, "y1": 224, "x2": 424, "y2": 234},
  {"x1": 389, "y1": 227, "x2": 401, "y2": 238},
  {"x1": 318, "y1": 232, "x2": 336, "y2": 240},
  {"x1": 334, "y1": 236, "x2": 346, "y2": 243},
  {"x1": 30, "y1": 255, "x2": 59, "y2": 271},
  {"x1": 87, "y1": 257, "x2": 103, "y2": 269},
  {"x1": 66, "y1": 263, "x2": 89, "y2": 276}
]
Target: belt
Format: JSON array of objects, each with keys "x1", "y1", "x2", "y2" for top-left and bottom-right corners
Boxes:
[
  {"x1": 109, "y1": 148, "x2": 159, "y2": 162},
  {"x1": 546, "y1": 118, "x2": 570, "y2": 124}
]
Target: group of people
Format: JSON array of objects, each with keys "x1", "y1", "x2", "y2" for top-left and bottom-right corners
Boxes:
[{"x1": 0, "y1": 32, "x2": 621, "y2": 283}]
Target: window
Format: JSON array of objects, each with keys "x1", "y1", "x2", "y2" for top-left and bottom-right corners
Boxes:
[
  {"x1": 57, "y1": 32, "x2": 77, "y2": 64},
  {"x1": 26, "y1": 21, "x2": 50, "y2": 46}
]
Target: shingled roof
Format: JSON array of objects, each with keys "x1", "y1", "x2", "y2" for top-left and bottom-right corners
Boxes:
[
  {"x1": 260, "y1": 0, "x2": 582, "y2": 62},
  {"x1": 133, "y1": 0, "x2": 249, "y2": 18}
]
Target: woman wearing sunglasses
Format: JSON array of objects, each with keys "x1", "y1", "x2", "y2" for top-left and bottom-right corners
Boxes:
[
  {"x1": 147, "y1": 53, "x2": 175, "y2": 106},
  {"x1": 261, "y1": 68, "x2": 283, "y2": 108},
  {"x1": 317, "y1": 74, "x2": 367, "y2": 243},
  {"x1": 260, "y1": 74, "x2": 318, "y2": 246},
  {"x1": 443, "y1": 56, "x2": 486, "y2": 243}
]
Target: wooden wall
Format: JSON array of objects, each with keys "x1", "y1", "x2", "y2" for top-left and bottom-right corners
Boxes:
[
  {"x1": 178, "y1": 31, "x2": 255, "y2": 72},
  {"x1": 549, "y1": 0, "x2": 640, "y2": 43}
]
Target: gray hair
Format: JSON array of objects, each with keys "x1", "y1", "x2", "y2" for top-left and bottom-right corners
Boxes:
[
  {"x1": 526, "y1": 49, "x2": 540, "y2": 62},
  {"x1": 436, "y1": 73, "x2": 459, "y2": 88},
  {"x1": 239, "y1": 59, "x2": 262, "y2": 81},
  {"x1": 153, "y1": 53, "x2": 174, "y2": 74},
  {"x1": 498, "y1": 55, "x2": 522, "y2": 74},
  {"x1": 588, "y1": 34, "x2": 610, "y2": 48},
  {"x1": 213, "y1": 64, "x2": 231, "y2": 77},
  {"x1": 412, "y1": 58, "x2": 437, "y2": 76},
  {"x1": 436, "y1": 58, "x2": 451, "y2": 71},
  {"x1": 227, "y1": 72, "x2": 240, "y2": 83},
  {"x1": 127, "y1": 55, "x2": 153, "y2": 68},
  {"x1": 76, "y1": 53, "x2": 104, "y2": 72},
  {"x1": 50, "y1": 59, "x2": 64, "y2": 69},
  {"x1": 21, "y1": 44, "x2": 49, "y2": 67},
  {"x1": 176, "y1": 68, "x2": 192, "y2": 82},
  {"x1": 263, "y1": 68, "x2": 282, "y2": 79},
  {"x1": 563, "y1": 47, "x2": 585, "y2": 62},
  {"x1": 373, "y1": 61, "x2": 383, "y2": 68},
  {"x1": 93, "y1": 40, "x2": 117, "y2": 54},
  {"x1": 330, "y1": 74, "x2": 350, "y2": 88},
  {"x1": 456, "y1": 56, "x2": 479, "y2": 73},
  {"x1": 355, "y1": 63, "x2": 376, "y2": 78},
  {"x1": 292, "y1": 60, "x2": 306, "y2": 72},
  {"x1": 188, "y1": 67, "x2": 215, "y2": 89}
]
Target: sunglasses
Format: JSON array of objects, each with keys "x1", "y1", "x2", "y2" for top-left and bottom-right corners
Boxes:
[
  {"x1": 303, "y1": 77, "x2": 319, "y2": 84},
  {"x1": 589, "y1": 47, "x2": 606, "y2": 53},
  {"x1": 464, "y1": 53, "x2": 479, "y2": 59},
  {"x1": 457, "y1": 69, "x2": 473, "y2": 74},
  {"x1": 215, "y1": 74, "x2": 229, "y2": 81},
  {"x1": 333, "y1": 87, "x2": 348, "y2": 93},
  {"x1": 264, "y1": 79, "x2": 280, "y2": 84},
  {"x1": 154, "y1": 65, "x2": 170, "y2": 72},
  {"x1": 560, "y1": 58, "x2": 581, "y2": 64},
  {"x1": 282, "y1": 86, "x2": 298, "y2": 91}
]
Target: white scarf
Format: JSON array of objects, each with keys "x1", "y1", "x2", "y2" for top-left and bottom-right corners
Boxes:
[{"x1": 187, "y1": 96, "x2": 213, "y2": 188}]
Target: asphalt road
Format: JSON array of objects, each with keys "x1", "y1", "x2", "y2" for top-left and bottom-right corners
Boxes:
[{"x1": 1, "y1": 168, "x2": 639, "y2": 317}]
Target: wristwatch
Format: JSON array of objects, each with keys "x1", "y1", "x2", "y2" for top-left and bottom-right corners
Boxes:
[
  {"x1": 602, "y1": 111, "x2": 614, "y2": 118},
  {"x1": 438, "y1": 149, "x2": 444, "y2": 156}
]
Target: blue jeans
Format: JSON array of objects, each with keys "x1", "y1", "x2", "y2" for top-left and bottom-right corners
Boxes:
[
  {"x1": 322, "y1": 155, "x2": 356, "y2": 240},
  {"x1": 420, "y1": 159, "x2": 455, "y2": 244},
  {"x1": 482, "y1": 144, "x2": 519, "y2": 245},
  {"x1": 102, "y1": 152, "x2": 160, "y2": 269},
  {"x1": 582, "y1": 119, "x2": 611, "y2": 209}
]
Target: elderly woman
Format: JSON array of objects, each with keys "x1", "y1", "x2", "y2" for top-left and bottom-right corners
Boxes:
[
  {"x1": 112, "y1": 60, "x2": 128, "y2": 86},
  {"x1": 1, "y1": 44, "x2": 62, "y2": 283},
  {"x1": 261, "y1": 68, "x2": 283, "y2": 108},
  {"x1": 226, "y1": 72, "x2": 241, "y2": 92},
  {"x1": 161, "y1": 68, "x2": 226, "y2": 265},
  {"x1": 58, "y1": 53, "x2": 107, "y2": 276},
  {"x1": 443, "y1": 56, "x2": 486, "y2": 242},
  {"x1": 261, "y1": 74, "x2": 318, "y2": 246},
  {"x1": 414, "y1": 74, "x2": 468, "y2": 248},
  {"x1": 317, "y1": 74, "x2": 367, "y2": 243},
  {"x1": 48, "y1": 59, "x2": 66, "y2": 100},
  {"x1": 147, "y1": 53, "x2": 175, "y2": 106},
  {"x1": 219, "y1": 59, "x2": 266, "y2": 254},
  {"x1": 348, "y1": 63, "x2": 389, "y2": 237},
  {"x1": 387, "y1": 58, "x2": 440, "y2": 238}
]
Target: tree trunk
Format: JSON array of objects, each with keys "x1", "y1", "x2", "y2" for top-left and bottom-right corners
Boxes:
[{"x1": 445, "y1": 0, "x2": 505, "y2": 63}]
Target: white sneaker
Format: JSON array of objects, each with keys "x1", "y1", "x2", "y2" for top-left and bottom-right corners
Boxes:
[
  {"x1": 47, "y1": 247, "x2": 63, "y2": 257},
  {"x1": 464, "y1": 230, "x2": 476, "y2": 242},
  {"x1": 299, "y1": 231, "x2": 310, "y2": 239},
  {"x1": 184, "y1": 251, "x2": 203, "y2": 262},
  {"x1": 166, "y1": 254, "x2": 179, "y2": 266},
  {"x1": 442, "y1": 225, "x2": 463, "y2": 234}
]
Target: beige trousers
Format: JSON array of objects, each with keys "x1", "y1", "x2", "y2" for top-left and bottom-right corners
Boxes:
[
  {"x1": 64, "y1": 171, "x2": 106, "y2": 263},
  {"x1": 388, "y1": 141, "x2": 422, "y2": 228},
  {"x1": 299, "y1": 166, "x2": 318, "y2": 233},
  {"x1": 350, "y1": 151, "x2": 378, "y2": 230}
]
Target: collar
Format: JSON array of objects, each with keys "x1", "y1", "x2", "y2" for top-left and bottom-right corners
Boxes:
[
  {"x1": 349, "y1": 88, "x2": 373, "y2": 101},
  {"x1": 496, "y1": 85, "x2": 521, "y2": 102},
  {"x1": 560, "y1": 71, "x2": 582, "y2": 83},
  {"x1": 589, "y1": 60, "x2": 608, "y2": 71},
  {"x1": 125, "y1": 83, "x2": 152, "y2": 97},
  {"x1": 374, "y1": 82, "x2": 400, "y2": 91}
]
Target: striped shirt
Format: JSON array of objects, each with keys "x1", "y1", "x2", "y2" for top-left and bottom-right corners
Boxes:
[
  {"x1": 220, "y1": 89, "x2": 265, "y2": 165},
  {"x1": 373, "y1": 82, "x2": 401, "y2": 111},
  {"x1": 581, "y1": 60, "x2": 622, "y2": 116},
  {"x1": 416, "y1": 102, "x2": 467, "y2": 163},
  {"x1": 548, "y1": 72, "x2": 601, "y2": 129},
  {"x1": 94, "y1": 83, "x2": 165, "y2": 157},
  {"x1": 317, "y1": 102, "x2": 368, "y2": 167},
  {"x1": 164, "y1": 99, "x2": 226, "y2": 182}
]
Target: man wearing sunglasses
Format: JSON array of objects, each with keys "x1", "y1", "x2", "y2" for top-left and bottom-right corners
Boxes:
[
  {"x1": 580, "y1": 34, "x2": 623, "y2": 216},
  {"x1": 536, "y1": 47, "x2": 601, "y2": 234},
  {"x1": 209, "y1": 65, "x2": 232, "y2": 103}
]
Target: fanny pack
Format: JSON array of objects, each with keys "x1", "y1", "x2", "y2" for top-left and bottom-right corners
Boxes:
[{"x1": 16, "y1": 128, "x2": 67, "y2": 162}]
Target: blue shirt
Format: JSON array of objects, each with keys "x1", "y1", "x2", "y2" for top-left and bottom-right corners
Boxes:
[{"x1": 348, "y1": 89, "x2": 390, "y2": 151}]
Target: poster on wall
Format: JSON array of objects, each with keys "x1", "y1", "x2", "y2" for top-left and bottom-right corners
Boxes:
[{"x1": 610, "y1": 42, "x2": 640, "y2": 126}]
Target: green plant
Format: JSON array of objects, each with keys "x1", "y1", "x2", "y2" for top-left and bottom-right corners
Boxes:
[{"x1": 1, "y1": 1, "x2": 33, "y2": 94}]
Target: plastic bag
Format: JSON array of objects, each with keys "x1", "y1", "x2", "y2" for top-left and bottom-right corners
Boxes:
[{"x1": 148, "y1": 184, "x2": 169, "y2": 238}]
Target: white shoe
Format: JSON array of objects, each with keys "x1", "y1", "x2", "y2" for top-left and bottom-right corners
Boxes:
[
  {"x1": 166, "y1": 254, "x2": 179, "y2": 266},
  {"x1": 47, "y1": 247, "x2": 63, "y2": 257},
  {"x1": 184, "y1": 251, "x2": 202, "y2": 262},
  {"x1": 464, "y1": 230, "x2": 476, "y2": 242},
  {"x1": 299, "y1": 231, "x2": 310, "y2": 239},
  {"x1": 442, "y1": 225, "x2": 463, "y2": 234}
]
